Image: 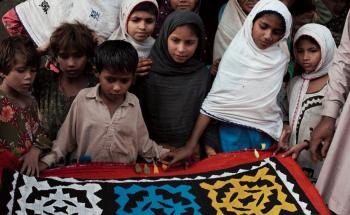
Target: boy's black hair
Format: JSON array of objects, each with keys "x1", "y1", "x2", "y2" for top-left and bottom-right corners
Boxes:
[
  {"x1": 95, "y1": 40, "x2": 138, "y2": 75},
  {"x1": 0, "y1": 36, "x2": 40, "y2": 75},
  {"x1": 253, "y1": 10, "x2": 286, "y2": 36},
  {"x1": 132, "y1": 2, "x2": 158, "y2": 17}
]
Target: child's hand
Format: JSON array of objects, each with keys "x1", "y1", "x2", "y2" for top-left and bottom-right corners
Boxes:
[
  {"x1": 210, "y1": 58, "x2": 221, "y2": 75},
  {"x1": 20, "y1": 147, "x2": 41, "y2": 177},
  {"x1": 274, "y1": 124, "x2": 291, "y2": 155},
  {"x1": 282, "y1": 141, "x2": 309, "y2": 159},
  {"x1": 161, "y1": 145, "x2": 195, "y2": 169},
  {"x1": 137, "y1": 58, "x2": 152, "y2": 77}
]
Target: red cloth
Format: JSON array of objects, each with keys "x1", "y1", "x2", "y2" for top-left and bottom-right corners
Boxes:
[
  {"x1": 1, "y1": 8, "x2": 26, "y2": 37},
  {"x1": 41, "y1": 150, "x2": 329, "y2": 214},
  {"x1": 0, "y1": 150, "x2": 21, "y2": 180}
]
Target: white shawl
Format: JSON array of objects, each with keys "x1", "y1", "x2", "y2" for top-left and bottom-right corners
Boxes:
[
  {"x1": 15, "y1": 0, "x2": 121, "y2": 47},
  {"x1": 108, "y1": 0, "x2": 158, "y2": 58},
  {"x1": 201, "y1": 0, "x2": 292, "y2": 141},
  {"x1": 288, "y1": 23, "x2": 336, "y2": 145},
  {"x1": 213, "y1": 0, "x2": 246, "y2": 61}
]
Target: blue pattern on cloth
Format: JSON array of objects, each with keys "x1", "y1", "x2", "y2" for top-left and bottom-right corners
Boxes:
[
  {"x1": 219, "y1": 123, "x2": 274, "y2": 152},
  {"x1": 114, "y1": 184, "x2": 201, "y2": 214}
]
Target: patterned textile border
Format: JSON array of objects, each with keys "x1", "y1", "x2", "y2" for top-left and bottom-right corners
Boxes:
[{"x1": 0, "y1": 151, "x2": 329, "y2": 215}]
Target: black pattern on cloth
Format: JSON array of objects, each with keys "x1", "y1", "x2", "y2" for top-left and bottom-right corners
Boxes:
[
  {"x1": 39, "y1": 0, "x2": 50, "y2": 14},
  {"x1": 0, "y1": 158, "x2": 318, "y2": 214},
  {"x1": 295, "y1": 95, "x2": 323, "y2": 144}
]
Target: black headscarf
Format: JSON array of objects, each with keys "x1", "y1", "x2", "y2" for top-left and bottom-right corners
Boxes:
[{"x1": 141, "y1": 10, "x2": 210, "y2": 148}]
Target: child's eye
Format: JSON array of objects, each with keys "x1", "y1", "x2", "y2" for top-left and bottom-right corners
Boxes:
[
  {"x1": 273, "y1": 30, "x2": 284, "y2": 36},
  {"x1": 259, "y1": 23, "x2": 268, "y2": 29},
  {"x1": 309, "y1": 48, "x2": 319, "y2": 52},
  {"x1": 72, "y1": 53, "x2": 84, "y2": 58},
  {"x1": 58, "y1": 54, "x2": 69, "y2": 59},
  {"x1": 145, "y1": 18, "x2": 155, "y2": 24},
  {"x1": 171, "y1": 37, "x2": 180, "y2": 43},
  {"x1": 130, "y1": 18, "x2": 141, "y2": 23},
  {"x1": 106, "y1": 77, "x2": 116, "y2": 83},
  {"x1": 185, "y1": 40, "x2": 196, "y2": 46},
  {"x1": 121, "y1": 78, "x2": 131, "y2": 84},
  {"x1": 15, "y1": 67, "x2": 26, "y2": 73}
]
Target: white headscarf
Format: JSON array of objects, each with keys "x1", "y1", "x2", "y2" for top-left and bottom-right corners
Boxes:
[
  {"x1": 15, "y1": 0, "x2": 121, "y2": 47},
  {"x1": 213, "y1": 0, "x2": 247, "y2": 61},
  {"x1": 108, "y1": 0, "x2": 158, "y2": 58},
  {"x1": 288, "y1": 23, "x2": 336, "y2": 143},
  {"x1": 201, "y1": 0, "x2": 292, "y2": 141}
]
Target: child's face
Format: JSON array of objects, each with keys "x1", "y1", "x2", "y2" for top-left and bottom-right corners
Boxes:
[
  {"x1": 127, "y1": 11, "x2": 156, "y2": 42},
  {"x1": 170, "y1": 0, "x2": 198, "y2": 11},
  {"x1": 98, "y1": 69, "x2": 133, "y2": 103},
  {"x1": 167, "y1": 25, "x2": 199, "y2": 63},
  {"x1": 2, "y1": 56, "x2": 36, "y2": 95},
  {"x1": 295, "y1": 38, "x2": 321, "y2": 74},
  {"x1": 238, "y1": 0, "x2": 259, "y2": 14},
  {"x1": 252, "y1": 14, "x2": 285, "y2": 49},
  {"x1": 57, "y1": 49, "x2": 88, "y2": 78}
]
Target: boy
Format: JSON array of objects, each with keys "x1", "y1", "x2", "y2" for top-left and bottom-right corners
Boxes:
[{"x1": 39, "y1": 40, "x2": 168, "y2": 170}]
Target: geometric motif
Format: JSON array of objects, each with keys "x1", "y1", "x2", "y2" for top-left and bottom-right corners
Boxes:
[
  {"x1": 0, "y1": 157, "x2": 322, "y2": 215},
  {"x1": 114, "y1": 184, "x2": 200, "y2": 214}
]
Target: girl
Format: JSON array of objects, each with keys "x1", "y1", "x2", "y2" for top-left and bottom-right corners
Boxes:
[
  {"x1": 140, "y1": 11, "x2": 211, "y2": 153},
  {"x1": 213, "y1": 0, "x2": 259, "y2": 63},
  {"x1": 108, "y1": 0, "x2": 158, "y2": 76},
  {"x1": 164, "y1": 0, "x2": 292, "y2": 166},
  {"x1": 153, "y1": 0, "x2": 201, "y2": 37},
  {"x1": 33, "y1": 22, "x2": 98, "y2": 140},
  {"x1": 282, "y1": 23, "x2": 336, "y2": 182},
  {"x1": 154, "y1": 0, "x2": 211, "y2": 64},
  {"x1": 0, "y1": 36, "x2": 51, "y2": 177}
]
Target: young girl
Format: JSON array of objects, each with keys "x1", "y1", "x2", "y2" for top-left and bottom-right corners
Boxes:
[
  {"x1": 153, "y1": 0, "x2": 201, "y2": 38},
  {"x1": 0, "y1": 36, "x2": 51, "y2": 177},
  {"x1": 33, "y1": 22, "x2": 98, "y2": 140},
  {"x1": 140, "y1": 10, "x2": 212, "y2": 153},
  {"x1": 164, "y1": 0, "x2": 292, "y2": 166},
  {"x1": 108, "y1": 0, "x2": 158, "y2": 76},
  {"x1": 154, "y1": 0, "x2": 211, "y2": 64},
  {"x1": 282, "y1": 23, "x2": 336, "y2": 182}
]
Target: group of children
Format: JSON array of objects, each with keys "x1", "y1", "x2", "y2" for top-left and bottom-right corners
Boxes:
[{"x1": 0, "y1": 0, "x2": 347, "y2": 211}]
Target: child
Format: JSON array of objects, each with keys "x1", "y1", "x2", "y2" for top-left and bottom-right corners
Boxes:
[
  {"x1": 109, "y1": 0, "x2": 158, "y2": 76},
  {"x1": 140, "y1": 10, "x2": 212, "y2": 154},
  {"x1": 39, "y1": 40, "x2": 169, "y2": 169},
  {"x1": 164, "y1": 0, "x2": 292, "y2": 166},
  {"x1": 33, "y1": 22, "x2": 98, "y2": 140},
  {"x1": 0, "y1": 36, "x2": 51, "y2": 177},
  {"x1": 282, "y1": 23, "x2": 336, "y2": 182},
  {"x1": 154, "y1": 0, "x2": 201, "y2": 37}
]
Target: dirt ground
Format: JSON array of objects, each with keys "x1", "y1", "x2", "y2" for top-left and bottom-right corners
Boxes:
[{"x1": 0, "y1": 0, "x2": 25, "y2": 40}]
